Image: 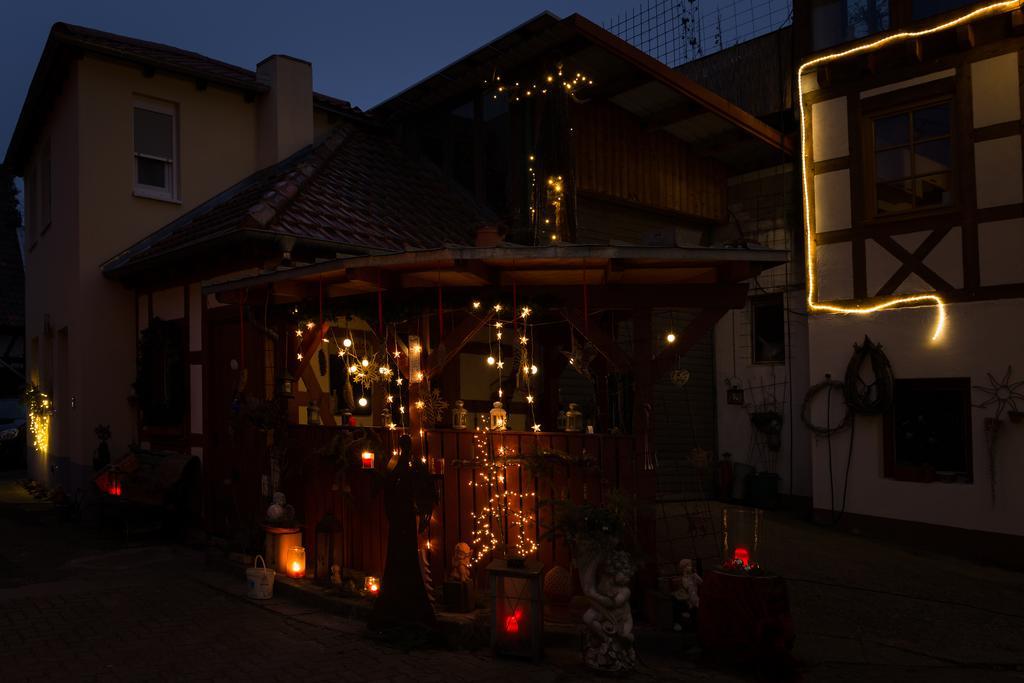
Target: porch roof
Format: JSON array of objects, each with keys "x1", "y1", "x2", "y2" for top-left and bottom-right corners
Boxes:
[{"x1": 204, "y1": 243, "x2": 788, "y2": 303}]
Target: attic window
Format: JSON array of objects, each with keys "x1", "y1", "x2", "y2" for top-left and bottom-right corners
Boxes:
[{"x1": 133, "y1": 101, "x2": 177, "y2": 201}]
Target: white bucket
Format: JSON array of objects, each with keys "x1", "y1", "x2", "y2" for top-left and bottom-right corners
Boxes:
[{"x1": 246, "y1": 555, "x2": 275, "y2": 600}]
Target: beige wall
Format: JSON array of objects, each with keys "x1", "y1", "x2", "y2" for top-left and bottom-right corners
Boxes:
[{"x1": 803, "y1": 51, "x2": 1024, "y2": 535}]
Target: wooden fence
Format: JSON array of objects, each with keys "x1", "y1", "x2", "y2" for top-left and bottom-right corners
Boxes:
[{"x1": 282, "y1": 426, "x2": 655, "y2": 585}]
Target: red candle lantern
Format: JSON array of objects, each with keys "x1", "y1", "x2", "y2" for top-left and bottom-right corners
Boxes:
[
  {"x1": 360, "y1": 450, "x2": 375, "y2": 469},
  {"x1": 488, "y1": 558, "x2": 544, "y2": 662},
  {"x1": 287, "y1": 546, "x2": 306, "y2": 578}
]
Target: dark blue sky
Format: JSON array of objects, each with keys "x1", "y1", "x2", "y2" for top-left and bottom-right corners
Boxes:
[{"x1": 1, "y1": 0, "x2": 638, "y2": 161}]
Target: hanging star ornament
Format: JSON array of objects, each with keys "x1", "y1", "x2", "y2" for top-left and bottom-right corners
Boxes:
[
  {"x1": 973, "y1": 366, "x2": 1024, "y2": 421},
  {"x1": 561, "y1": 336, "x2": 598, "y2": 381}
]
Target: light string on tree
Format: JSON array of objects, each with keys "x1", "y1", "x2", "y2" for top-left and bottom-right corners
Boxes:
[{"x1": 468, "y1": 429, "x2": 539, "y2": 564}]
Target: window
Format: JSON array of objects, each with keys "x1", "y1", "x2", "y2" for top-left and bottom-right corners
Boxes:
[
  {"x1": 751, "y1": 294, "x2": 785, "y2": 364},
  {"x1": 912, "y1": 0, "x2": 975, "y2": 21},
  {"x1": 133, "y1": 101, "x2": 177, "y2": 200},
  {"x1": 811, "y1": 0, "x2": 889, "y2": 51},
  {"x1": 884, "y1": 378, "x2": 972, "y2": 483},
  {"x1": 870, "y1": 102, "x2": 953, "y2": 216}
]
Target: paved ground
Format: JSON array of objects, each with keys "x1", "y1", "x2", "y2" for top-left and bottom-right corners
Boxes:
[{"x1": 0, "y1": 477, "x2": 1022, "y2": 682}]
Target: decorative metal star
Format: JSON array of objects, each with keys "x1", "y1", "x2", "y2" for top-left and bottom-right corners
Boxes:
[{"x1": 973, "y1": 366, "x2": 1024, "y2": 421}]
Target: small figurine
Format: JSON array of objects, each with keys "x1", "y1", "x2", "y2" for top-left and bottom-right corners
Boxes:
[
  {"x1": 265, "y1": 492, "x2": 295, "y2": 525},
  {"x1": 330, "y1": 564, "x2": 342, "y2": 585},
  {"x1": 671, "y1": 558, "x2": 702, "y2": 631},
  {"x1": 448, "y1": 542, "x2": 472, "y2": 583}
]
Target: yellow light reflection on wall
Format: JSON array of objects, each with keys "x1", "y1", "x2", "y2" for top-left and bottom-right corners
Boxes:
[{"x1": 798, "y1": 0, "x2": 1022, "y2": 342}]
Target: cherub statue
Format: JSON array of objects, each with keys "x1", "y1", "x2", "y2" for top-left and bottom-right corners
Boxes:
[
  {"x1": 265, "y1": 492, "x2": 295, "y2": 525},
  {"x1": 448, "y1": 542, "x2": 472, "y2": 583},
  {"x1": 672, "y1": 558, "x2": 702, "y2": 630},
  {"x1": 581, "y1": 550, "x2": 637, "y2": 673},
  {"x1": 330, "y1": 564, "x2": 342, "y2": 585}
]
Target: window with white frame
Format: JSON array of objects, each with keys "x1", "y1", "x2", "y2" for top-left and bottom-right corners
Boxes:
[{"x1": 133, "y1": 100, "x2": 177, "y2": 200}]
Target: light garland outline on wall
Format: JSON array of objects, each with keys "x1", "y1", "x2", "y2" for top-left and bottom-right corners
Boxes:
[{"x1": 798, "y1": 0, "x2": 1022, "y2": 342}]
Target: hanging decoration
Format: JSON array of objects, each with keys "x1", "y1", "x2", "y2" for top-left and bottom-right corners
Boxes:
[
  {"x1": 973, "y1": 366, "x2": 1024, "y2": 504},
  {"x1": 23, "y1": 384, "x2": 53, "y2": 457},
  {"x1": 469, "y1": 432, "x2": 539, "y2": 564},
  {"x1": 484, "y1": 66, "x2": 594, "y2": 102},
  {"x1": 417, "y1": 387, "x2": 449, "y2": 427}
]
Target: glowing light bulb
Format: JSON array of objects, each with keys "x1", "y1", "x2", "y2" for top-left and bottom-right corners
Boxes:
[
  {"x1": 361, "y1": 358, "x2": 369, "y2": 368},
  {"x1": 342, "y1": 338, "x2": 352, "y2": 348},
  {"x1": 666, "y1": 332, "x2": 677, "y2": 344},
  {"x1": 358, "y1": 396, "x2": 368, "y2": 408},
  {"x1": 472, "y1": 301, "x2": 481, "y2": 309},
  {"x1": 530, "y1": 365, "x2": 538, "y2": 375},
  {"x1": 487, "y1": 356, "x2": 496, "y2": 366}
]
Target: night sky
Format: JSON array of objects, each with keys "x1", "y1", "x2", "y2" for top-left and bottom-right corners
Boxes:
[{"x1": 1, "y1": 0, "x2": 642, "y2": 160}]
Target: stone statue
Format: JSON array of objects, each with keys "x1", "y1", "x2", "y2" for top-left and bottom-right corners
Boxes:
[
  {"x1": 265, "y1": 492, "x2": 295, "y2": 526},
  {"x1": 448, "y1": 542, "x2": 472, "y2": 583},
  {"x1": 581, "y1": 550, "x2": 637, "y2": 673},
  {"x1": 672, "y1": 558, "x2": 702, "y2": 630}
]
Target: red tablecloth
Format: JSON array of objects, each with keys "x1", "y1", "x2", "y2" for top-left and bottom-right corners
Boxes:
[{"x1": 697, "y1": 569, "x2": 795, "y2": 663}]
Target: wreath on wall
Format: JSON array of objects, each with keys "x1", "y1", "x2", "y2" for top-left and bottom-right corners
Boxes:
[{"x1": 134, "y1": 317, "x2": 186, "y2": 428}]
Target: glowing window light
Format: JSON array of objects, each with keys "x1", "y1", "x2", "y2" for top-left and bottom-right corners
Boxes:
[{"x1": 794, "y1": 2, "x2": 1021, "y2": 341}]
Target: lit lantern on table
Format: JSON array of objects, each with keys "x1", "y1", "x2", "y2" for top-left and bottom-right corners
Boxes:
[
  {"x1": 364, "y1": 575, "x2": 380, "y2": 595},
  {"x1": 487, "y1": 558, "x2": 544, "y2": 662},
  {"x1": 721, "y1": 506, "x2": 763, "y2": 571},
  {"x1": 489, "y1": 401, "x2": 507, "y2": 431},
  {"x1": 314, "y1": 513, "x2": 342, "y2": 583},
  {"x1": 287, "y1": 546, "x2": 306, "y2": 578},
  {"x1": 360, "y1": 450, "x2": 375, "y2": 469}
]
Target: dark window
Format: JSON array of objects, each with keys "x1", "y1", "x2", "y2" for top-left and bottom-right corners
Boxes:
[
  {"x1": 751, "y1": 295, "x2": 785, "y2": 364},
  {"x1": 133, "y1": 103, "x2": 177, "y2": 200},
  {"x1": 884, "y1": 378, "x2": 973, "y2": 483},
  {"x1": 871, "y1": 102, "x2": 953, "y2": 215},
  {"x1": 912, "y1": 0, "x2": 975, "y2": 21},
  {"x1": 811, "y1": 0, "x2": 889, "y2": 51}
]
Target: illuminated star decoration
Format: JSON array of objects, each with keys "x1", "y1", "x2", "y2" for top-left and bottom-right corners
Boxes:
[{"x1": 973, "y1": 366, "x2": 1024, "y2": 421}]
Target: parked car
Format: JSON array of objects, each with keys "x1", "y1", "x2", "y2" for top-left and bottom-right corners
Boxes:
[{"x1": 0, "y1": 398, "x2": 27, "y2": 470}]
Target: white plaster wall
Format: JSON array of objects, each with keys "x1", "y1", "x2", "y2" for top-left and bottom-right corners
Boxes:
[
  {"x1": 807, "y1": 299, "x2": 1024, "y2": 536},
  {"x1": 811, "y1": 97, "x2": 848, "y2": 161},
  {"x1": 714, "y1": 291, "x2": 812, "y2": 497},
  {"x1": 972, "y1": 52, "x2": 1020, "y2": 128},
  {"x1": 813, "y1": 170, "x2": 852, "y2": 233},
  {"x1": 979, "y1": 218, "x2": 1024, "y2": 285},
  {"x1": 975, "y1": 136, "x2": 1023, "y2": 209}
]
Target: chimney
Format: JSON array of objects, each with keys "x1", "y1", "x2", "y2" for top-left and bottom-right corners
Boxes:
[{"x1": 256, "y1": 55, "x2": 314, "y2": 167}]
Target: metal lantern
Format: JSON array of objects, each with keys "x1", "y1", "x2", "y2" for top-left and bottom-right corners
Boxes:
[
  {"x1": 565, "y1": 403, "x2": 583, "y2": 432},
  {"x1": 727, "y1": 384, "x2": 745, "y2": 405},
  {"x1": 489, "y1": 401, "x2": 508, "y2": 431},
  {"x1": 314, "y1": 512, "x2": 343, "y2": 583},
  {"x1": 488, "y1": 558, "x2": 544, "y2": 662},
  {"x1": 278, "y1": 372, "x2": 294, "y2": 398},
  {"x1": 307, "y1": 400, "x2": 320, "y2": 425},
  {"x1": 452, "y1": 400, "x2": 469, "y2": 430}
]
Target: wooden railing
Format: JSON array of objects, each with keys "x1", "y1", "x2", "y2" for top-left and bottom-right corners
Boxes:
[{"x1": 282, "y1": 426, "x2": 655, "y2": 583}]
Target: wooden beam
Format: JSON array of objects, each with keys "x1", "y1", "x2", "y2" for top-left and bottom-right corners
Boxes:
[
  {"x1": 452, "y1": 259, "x2": 497, "y2": 286},
  {"x1": 651, "y1": 307, "x2": 728, "y2": 379},
  {"x1": 292, "y1": 321, "x2": 332, "y2": 384},
  {"x1": 422, "y1": 309, "x2": 496, "y2": 379},
  {"x1": 560, "y1": 308, "x2": 632, "y2": 373}
]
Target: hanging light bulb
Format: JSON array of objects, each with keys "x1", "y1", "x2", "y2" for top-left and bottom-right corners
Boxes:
[
  {"x1": 666, "y1": 332, "x2": 677, "y2": 344},
  {"x1": 342, "y1": 338, "x2": 352, "y2": 349},
  {"x1": 358, "y1": 396, "x2": 368, "y2": 408},
  {"x1": 487, "y1": 356, "x2": 496, "y2": 366},
  {"x1": 361, "y1": 358, "x2": 370, "y2": 368},
  {"x1": 349, "y1": 364, "x2": 359, "y2": 374},
  {"x1": 530, "y1": 365, "x2": 538, "y2": 375}
]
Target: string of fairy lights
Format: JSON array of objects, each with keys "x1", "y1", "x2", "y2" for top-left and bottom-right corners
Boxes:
[{"x1": 468, "y1": 431, "x2": 539, "y2": 564}]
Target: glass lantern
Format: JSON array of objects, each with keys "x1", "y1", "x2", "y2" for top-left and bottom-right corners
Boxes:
[
  {"x1": 721, "y1": 506, "x2": 764, "y2": 571},
  {"x1": 565, "y1": 403, "x2": 583, "y2": 432},
  {"x1": 488, "y1": 558, "x2": 544, "y2": 662},
  {"x1": 307, "y1": 400, "x2": 320, "y2": 425},
  {"x1": 287, "y1": 546, "x2": 306, "y2": 578},
  {"x1": 314, "y1": 513, "x2": 342, "y2": 583},
  {"x1": 452, "y1": 400, "x2": 469, "y2": 430},
  {"x1": 364, "y1": 575, "x2": 380, "y2": 595},
  {"x1": 490, "y1": 401, "x2": 508, "y2": 431},
  {"x1": 360, "y1": 450, "x2": 375, "y2": 469},
  {"x1": 278, "y1": 371, "x2": 294, "y2": 398}
]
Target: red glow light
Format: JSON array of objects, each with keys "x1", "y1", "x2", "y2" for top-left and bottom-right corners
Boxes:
[
  {"x1": 504, "y1": 609, "x2": 523, "y2": 634},
  {"x1": 733, "y1": 547, "x2": 750, "y2": 567}
]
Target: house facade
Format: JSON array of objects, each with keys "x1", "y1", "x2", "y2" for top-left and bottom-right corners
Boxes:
[
  {"x1": 4, "y1": 23, "x2": 358, "y2": 489},
  {"x1": 797, "y1": 0, "x2": 1024, "y2": 547}
]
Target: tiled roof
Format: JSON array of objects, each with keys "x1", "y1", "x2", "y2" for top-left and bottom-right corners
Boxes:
[{"x1": 103, "y1": 117, "x2": 497, "y2": 274}]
